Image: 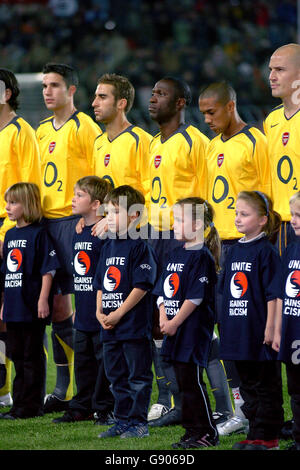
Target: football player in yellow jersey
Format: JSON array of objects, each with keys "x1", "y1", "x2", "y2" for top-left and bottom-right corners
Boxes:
[
  {"x1": 199, "y1": 82, "x2": 271, "y2": 436},
  {"x1": 0, "y1": 69, "x2": 41, "y2": 409},
  {"x1": 265, "y1": 43, "x2": 300, "y2": 255},
  {"x1": 92, "y1": 73, "x2": 151, "y2": 198},
  {"x1": 37, "y1": 63, "x2": 101, "y2": 413},
  {"x1": 147, "y1": 77, "x2": 233, "y2": 429}
]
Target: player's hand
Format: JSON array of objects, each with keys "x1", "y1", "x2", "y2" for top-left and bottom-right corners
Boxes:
[
  {"x1": 91, "y1": 217, "x2": 108, "y2": 238},
  {"x1": 75, "y1": 217, "x2": 85, "y2": 234}
]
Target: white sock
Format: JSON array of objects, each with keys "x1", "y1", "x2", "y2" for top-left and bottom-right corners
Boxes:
[{"x1": 232, "y1": 387, "x2": 246, "y2": 418}]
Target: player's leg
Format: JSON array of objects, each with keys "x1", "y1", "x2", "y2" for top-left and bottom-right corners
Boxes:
[
  {"x1": 44, "y1": 294, "x2": 74, "y2": 413},
  {"x1": 0, "y1": 323, "x2": 12, "y2": 407},
  {"x1": 206, "y1": 333, "x2": 233, "y2": 428}
]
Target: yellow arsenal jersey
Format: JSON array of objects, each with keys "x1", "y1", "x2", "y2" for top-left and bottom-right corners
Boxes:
[
  {"x1": 264, "y1": 104, "x2": 300, "y2": 222},
  {"x1": 36, "y1": 111, "x2": 100, "y2": 218},
  {"x1": 0, "y1": 116, "x2": 41, "y2": 241},
  {"x1": 206, "y1": 125, "x2": 270, "y2": 240},
  {"x1": 148, "y1": 124, "x2": 208, "y2": 231},
  {"x1": 93, "y1": 125, "x2": 151, "y2": 204}
]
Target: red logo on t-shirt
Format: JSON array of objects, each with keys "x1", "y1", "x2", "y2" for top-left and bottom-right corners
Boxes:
[
  {"x1": 104, "y1": 154, "x2": 110, "y2": 167},
  {"x1": 74, "y1": 251, "x2": 91, "y2": 275},
  {"x1": 103, "y1": 266, "x2": 121, "y2": 292},
  {"x1": 282, "y1": 132, "x2": 289, "y2": 146},
  {"x1": 217, "y1": 153, "x2": 224, "y2": 167},
  {"x1": 154, "y1": 155, "x2": 162, "y2": 168},
  {"x1": 230, "y1": 272, "x2": 248, "y2": 299},
  {"x1": 49, "y1": 141, "x2": 56, "y2": 153},
  {"x1": 163, "y1": 273, "x2": 180, "y2": 298},
  {"x1": 285, "y1": 270, "x2": 300, "y2": 298}
]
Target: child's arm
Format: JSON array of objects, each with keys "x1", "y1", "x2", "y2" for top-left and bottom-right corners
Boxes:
[
  {"x1": 38, "y1": 273, "x2": 53, "y2": 319},
  {"x1": 264, "y1": 298, "x2": 277, "y2": 345},
  {"x1": 158, "y1": 299, "x2": 168, "y2": 331},
  {"x1": 96, "y1": 290, "x2": 112, "y2": 330},
  {"x1": 104, "y1": 287, "x2": 147, "y2": 328},
  {"x1": 161, "y1": 300, "x2": 199, "y2": 337},
  {"x1": 272, "y1": 298, "x2": 282, "y2": 352}
]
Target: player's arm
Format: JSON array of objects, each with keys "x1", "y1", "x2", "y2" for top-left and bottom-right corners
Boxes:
[
  {"x1": 272, "y1": 298, "x2": 283, "y2": 352},
  {"x1": 78, "y1": 118, "x2": 101, "y2": 171},
  {"x1": 192, "y1": 133, "x2": 208, "y2": 199},
  {"x1": 104, "y1": 288, "x2": 147, "y2": 328},
  {"x1": 17, "y1": 124, "x2": 41, "y2": 187},
  {"x1": 253, "y1": 132, "x2": 271, "y2": 197}
]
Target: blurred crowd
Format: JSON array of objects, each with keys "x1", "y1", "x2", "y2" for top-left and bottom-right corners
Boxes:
[{"x1": 0, "y1": 0, "x2": 298, "y2": 127}]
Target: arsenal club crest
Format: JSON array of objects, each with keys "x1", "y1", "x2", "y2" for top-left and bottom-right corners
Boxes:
[
  {"x1": 282, "y1": 132, "x2": 289, "y2": 146},
  {"x1": 217, "y1": 153, "x2": 224, "y2": 167},
  {"x1": 49, "y1": 141, "x2": 56, "y2": 153},
  {"x1": 154, "y1": 155, "x2": 162, "y2": 168},
  {"x1": 104, "y1": 154, "x2": 110, "y2": 167}
]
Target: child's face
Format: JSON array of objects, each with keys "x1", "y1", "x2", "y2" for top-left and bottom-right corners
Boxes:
[
  {"x1": 106, "y1": 201, "x2": 130, "y2": 235},
  {"x1": 290, "y1": 201, "x2": 300, "y2": 236},
  {"x1": 5, "y1": 198, "x2": 24, "y2": 225},
  {"x1": 235, "y1": 198, "x2": 267, "y2": 240},
  {"x1": 72, "y1": 187, "x2": 93, "y2": 217},
  {"x1": 173, "y1": 204, "x2": 199, "y2": 243}
]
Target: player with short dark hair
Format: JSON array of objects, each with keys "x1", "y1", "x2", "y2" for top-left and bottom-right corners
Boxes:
[
  {"x1": 36, "y1": 62, "x2": 101, "y2": 413},
  {"x1": 199, "y1": 81, "x2": 271, "y2": 435}
]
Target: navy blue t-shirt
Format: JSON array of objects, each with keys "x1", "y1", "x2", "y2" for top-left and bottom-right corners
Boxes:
[
  {"x1": 93, "y1": 237, "x2": 157, "y2": 341},
  {"x1": 219, "y1": 236, "x2": 281, "y2": 361},
  {"x1": 72, "y1": 225, "x2": 104, "y2": 332},
  {"x1": 278, "y1": 239, "x2": 300, "y2": 363},
  {"x1": 153, "y1": 244, "x2": 216, "y2": 367},
  {"x1": 2, "y1": 223, "x2": 60, "y2": 323}
]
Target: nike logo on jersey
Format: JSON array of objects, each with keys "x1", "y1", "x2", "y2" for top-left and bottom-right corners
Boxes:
[
  {"x1": 39, "y1": 135, "x2": 46, "y2": 140},
  {"x1": 271, "y1": 123, "x2": 279, "y2": 128}
]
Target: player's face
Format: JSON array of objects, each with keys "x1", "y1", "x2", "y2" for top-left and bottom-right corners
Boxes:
[
  {"x1": 173, "y1": 204, "x2": 198, "y2": 243},
  {"x1": 92, "y1": 84, "x2": 118, "y2": 124},
  {"x1": 290, "y1": 201, "x2": 300, "y2": 236},
  {"x1": 106, "y1": 201, "x2": 130, "y2": 236},
  {"x1": 5, "y1": 198, "x2": 25, "y2": 226},
  {"x1": 269, "y1": 50, "x2": 300, "y2": 101},
  {"x1": 235, "y1": 199, "x2": 267, "y2": 240},
  {"x1": 149, "y1": 80, "x2": 178, "y2": 124},
  {"x1": 72, "y1": 187, "x2": 93, "y2": 217},
  {"x1": 199, "y1": 97, "x2": 231, "y2": 134},
  {"x1": 42, "y1": 73, "x2": 72, "y2": 111}
]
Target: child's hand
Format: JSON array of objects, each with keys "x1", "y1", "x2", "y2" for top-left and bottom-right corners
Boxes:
[
  {"x1": 263, "y1": 325, "x2": 274, "y2": 346},
  {"x1": 91, "y1": 217, "x2": 108, "y2": 238},
  {"x1": 98, "y1": 313, "x2": 114, "y2": 330},
  {"x1": 272, "y1": 332, "x2": 281, "y2": 352},
  {"x1": 160, "y1": 319, "x2": 178, "y2": 337},
  {"x1": 38, "y1": 298, "x2": 50, "y2": 319},
  {"x1": 0, "y1": 304, "x2": 3, "y2": 321},
  {"x1": 104, "y1": 309, "x2": 123, "y2": 327}
]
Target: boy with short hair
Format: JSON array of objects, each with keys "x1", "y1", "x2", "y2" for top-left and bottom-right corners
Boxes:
[
  {"x1": 95, "y1": 185, "x2": 157, "y2": 439},
  {"x1": 53, "y1": 176, "x2": 114, "y2": 424}
]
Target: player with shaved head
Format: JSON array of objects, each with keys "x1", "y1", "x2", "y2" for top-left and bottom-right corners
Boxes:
[{"x1": 264, "y1": 43, "x2": 300, "y2": 255}]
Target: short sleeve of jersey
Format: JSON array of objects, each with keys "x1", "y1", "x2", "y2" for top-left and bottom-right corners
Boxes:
[
  {"x1": 184, "y1": 249, "x2": 216, "y2": 300},
  {"x1": 131, "y1": 242, "x2": 157, "y2": 291},
  {"x1": 259, "y1": 245, "x2": 282, "y2": 302},
  {"x1": 36, "y1": 228, "x2": 60, "y2": 275}
]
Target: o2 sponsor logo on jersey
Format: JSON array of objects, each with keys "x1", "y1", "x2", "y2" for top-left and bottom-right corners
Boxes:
[
  {"x1": 49, "y1": 141, "x2": 56, "y2": 153},
  {"x1": 104, "y1": 154, "x2": 110, "y2": 167},
  {"x1": 217, "y1": 153, "x2": 224, "y2": 167},
  {"x1": 74, "y1": 251, "x2": 91, "y2": 276},
  {"x1": 230, "y1": 272, "x2": 248, "y2": 299},
  {"x1": 7, "y1": 249, "x2": 22, "y2": 272},
  {"x1": 282, "y1": 132, "x2": 289, "y2": 146},
  {"x1": 285, "y1": 270, "x2": 300, "y2": 298},
  {"x1": 163, "y1": 273, "x2": 179, "y2": 298},
  {"x1": 103, "y1": 266, "x2": 121, "y2": 292},
  {"x1": 154, "y1": 155, "x2": 162, "y2": 169}
]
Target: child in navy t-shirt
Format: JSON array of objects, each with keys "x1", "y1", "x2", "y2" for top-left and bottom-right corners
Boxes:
[
  {"x1": 94, "y1": 185, "x2": 157, "y2": 439},
  {"x1": 154, "y1": 197, "x2": 220, "y2": 449},
  {"x1": 219, "y1": 190, "x2": 284, "y2": 450},
  {"x1": 0, "y1": 183, "x2": 59, "y2": 420},
  {"x1": 52, "y1": 176, "x2": 114, "y2": 425},
  {"x1": 273, "y1": 191, "x2": 300, "y2": 451}
]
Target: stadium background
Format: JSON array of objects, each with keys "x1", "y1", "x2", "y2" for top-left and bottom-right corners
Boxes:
[{"x1": 0, "y1": 0, "x2": 298, "y2": 136}]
